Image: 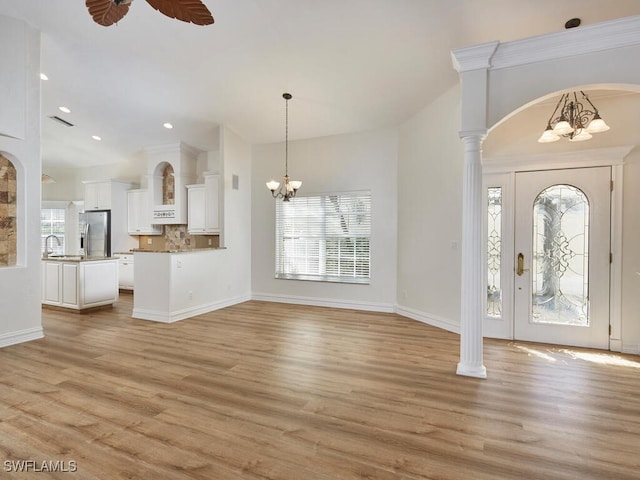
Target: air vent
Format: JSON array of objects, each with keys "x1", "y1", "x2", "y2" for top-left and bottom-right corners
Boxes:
[{"x1": 49, "y1": 115, "x2": 74, "y2": 127}]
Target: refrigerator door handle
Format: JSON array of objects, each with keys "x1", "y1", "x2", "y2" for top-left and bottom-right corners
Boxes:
[{"x1": 84, "y1": 224, "x2": 90, "y2": 256}]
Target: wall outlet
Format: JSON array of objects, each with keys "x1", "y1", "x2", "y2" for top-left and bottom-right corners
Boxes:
[
  {"x1": 208, "y1": 238, "x2": 212, "y2": 246},
  {"x1": 147, "y1": 238, "x2": 153, "y2": 245},
  {"x1": 188, "y1": 290, "x2": 193, "y2": 300}
]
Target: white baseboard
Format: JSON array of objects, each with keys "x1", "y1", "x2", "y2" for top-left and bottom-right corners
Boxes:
[
  {"x1": 0, "y1": 327, "x2": 44, "y2": 348},
  {"x1": 394, "y1": 304, "x2": 460, "y2": 334},
  {"x1": 610, "y1": 339, "x2": 623, "y2": 352},
  {"x1": 251, "y1": 293, "x2": 395, "y2": 313},
  {"x1": 132, "y1": 293, "x2": 252, "y2": 323},
  {"x1": 621, "y1": 343, "x2": 640, "y2": 355}
]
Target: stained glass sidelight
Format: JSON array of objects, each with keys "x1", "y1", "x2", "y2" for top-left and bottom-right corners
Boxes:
[
  {"x1": 487, "y1": 187, "x2": 502, "y2": 318},
  {"x1": 532, "y1": 185, "x2": 589, "y2": 326}
]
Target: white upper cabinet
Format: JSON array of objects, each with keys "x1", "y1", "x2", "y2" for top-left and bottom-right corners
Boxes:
[
  {"x1": 127, "y1": 189, "x2": 162, "y2": 235},
  {"x1": 83, "y1": 180, "x2": 112, "y2": 210},
  {"x1": 186, "y1": 172, "x2": 220, "y2": 235},
  {"x1": 186, "y1": 185, "x2": 206, "y2": 233}
]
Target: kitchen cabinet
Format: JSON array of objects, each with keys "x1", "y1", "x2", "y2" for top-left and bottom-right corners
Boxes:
[
  {"x1": 83, "y1": 179, "x2": 132, "y2": 211},
  {"x1": 42, "y1": 258, "x2": 119, "y2": 310},
  {"x1": 117, "y1": 253, "x2": 134, "y2": 290},
  {"x1": 83, "y1": 180, "x2": 112, "y2": 210},
  {"x1": 186, "y1": 172, "x2": 220, "y2": 234},
  {"x1": 127, "y1": 189, "x2": 162, "y2": 235}
]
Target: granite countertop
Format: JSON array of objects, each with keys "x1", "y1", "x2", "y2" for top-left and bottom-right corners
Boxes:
[{"x1": 42, "y1": 255, "x2": 118, "y2": 262}]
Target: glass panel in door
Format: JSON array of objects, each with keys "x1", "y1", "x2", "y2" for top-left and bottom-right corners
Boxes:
[{"x1": 532, "y1": 185, "x2": 589, "y2": 326}]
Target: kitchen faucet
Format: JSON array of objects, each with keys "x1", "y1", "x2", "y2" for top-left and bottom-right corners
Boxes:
[{"x1": 43, "y1": 235, "x2": 61, "y2": 258}]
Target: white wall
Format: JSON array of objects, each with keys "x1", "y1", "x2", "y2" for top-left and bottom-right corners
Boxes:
[
  {"x1": 0, "y1": 16, "x2": 43, "y2": 347},
  {"x1": 621, "y1": 149, "x2": 640, "y2": 353},
  {"x1": 218, "y1": 126, "x2": 252, "y2": 300},
  {"x1": 251, "y1": 127, "x2": 398, "y2": 311},
  {"x1": 396, "y1": 85, "x2": 464, "y2": 332}
]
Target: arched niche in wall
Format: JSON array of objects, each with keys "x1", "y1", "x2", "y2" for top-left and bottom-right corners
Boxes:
[
  {"x1": 0, "y1": 153, "x2": 18, "y2": 267},
  {"x1": 152, "y1": 161, "x2": 176, "y2": 206}
]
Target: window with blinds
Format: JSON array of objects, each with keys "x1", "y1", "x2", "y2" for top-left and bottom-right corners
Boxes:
[
  {"x1": 275, "y1": 192, "x2": 371, "y2": 283},
  {"x1": 41, "y1": 208, "x2": 65, "y2": 256}
]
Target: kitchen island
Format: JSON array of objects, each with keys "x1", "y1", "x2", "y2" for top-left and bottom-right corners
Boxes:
[
  {"x1": 132, "y1": 248, "x2": 243, "y2": 323},
  {"x1": 42, "y1": 256, "x2": 119, "y2": 310}
]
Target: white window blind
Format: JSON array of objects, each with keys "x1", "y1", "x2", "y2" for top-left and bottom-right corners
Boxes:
[
  {"x1": 41, "y1": 208, "x2": 65, "y2": 255},
  {"x1": 275, "y1": 192, "x2": 371, "y2": 283}
]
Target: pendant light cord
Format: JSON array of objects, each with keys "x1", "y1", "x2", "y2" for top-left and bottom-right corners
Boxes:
[{"x1": 285, "y1": 95, "x2": 289, "y2": 176}]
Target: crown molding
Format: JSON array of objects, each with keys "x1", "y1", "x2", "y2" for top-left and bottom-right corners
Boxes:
[
  {"x1": 452, "y1": 15, "x2": 640, "y2": 74},
  {"x1": 451, "y1": 41, "x2": 499, "y2": 73},
  {"x1": 483, "y1": 145, "x2": 634, "y2": 173},
  {"x1": 491, "y1": 15, "x2": 640, "y2": 70}
]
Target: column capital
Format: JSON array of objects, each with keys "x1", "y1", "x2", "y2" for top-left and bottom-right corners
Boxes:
[{"x1": 458, "y1": 129, "x2": 488, "y2": 141}]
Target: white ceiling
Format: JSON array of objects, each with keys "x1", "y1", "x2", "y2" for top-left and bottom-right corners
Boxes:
[{"x1": 2, "y1": 0, "x2": 640, "y2": 168}]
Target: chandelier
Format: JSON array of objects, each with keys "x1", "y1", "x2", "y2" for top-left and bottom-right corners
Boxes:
[
  {"x1": 538, "y1": 90, "x2": 610, "y2": 143},
  {"x1": 266, "y1": 93, "x2": 302, "y2": 201}
]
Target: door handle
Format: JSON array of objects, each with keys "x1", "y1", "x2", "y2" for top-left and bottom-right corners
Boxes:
[{"x1": 516, "y1": 252, "x2": 529, "y2": 276}]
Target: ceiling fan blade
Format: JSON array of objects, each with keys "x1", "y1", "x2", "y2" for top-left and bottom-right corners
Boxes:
[
  {"x1": 145, "y1": 0, "x2": 214, "y2": 25},
  {"x1": 86, "y1": 0, "x2": 130, "y2": 26}
]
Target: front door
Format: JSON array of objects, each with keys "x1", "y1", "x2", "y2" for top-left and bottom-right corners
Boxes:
[{"x1": 514, "y1": 167, "x2": 611, "y2": 349}]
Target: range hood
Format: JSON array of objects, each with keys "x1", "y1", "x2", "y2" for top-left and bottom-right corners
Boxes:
[{"x1": 145, "y1": 142, "x2": 199, "y2": 224}]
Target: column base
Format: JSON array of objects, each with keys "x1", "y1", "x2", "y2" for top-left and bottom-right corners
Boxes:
[{"x1": 456, "y1": 362, "x2": 487, "y2": 379}]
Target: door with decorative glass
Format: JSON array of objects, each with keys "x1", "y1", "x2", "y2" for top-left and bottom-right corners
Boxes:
[{"x1": 514, "y1": 167, "x2": 611, "y2": 349}]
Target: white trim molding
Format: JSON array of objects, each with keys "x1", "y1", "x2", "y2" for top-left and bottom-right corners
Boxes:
[
  {"x1": 0, "y1": 327, "x2": 44, "y2": 348},
  {"x1": 132, "y1": 294, "x2": 251, "y2": 323},
  {"x1": 491, "y1": 15, "x2": 640, "y2": 70},
  {"x1": 451, "y1": 41, "x2": 499, "y2": 73},
  {"x1": 395, "y1": 305, "x2": 460, "y2": 335},
  {"x1": 252, "y1": 293, "x2": 394, "y2": 313},
  {"x1": 483, "y1": 146, "x2": 633, "y2": 173}
]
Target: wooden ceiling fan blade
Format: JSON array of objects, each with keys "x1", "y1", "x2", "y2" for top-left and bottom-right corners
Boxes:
[
  {"x1": 86, "y1": 0, "x2": 130, "y2": 26},
  {"x1": 145, "y1": 0, "x2": 214, "y2": 25}
]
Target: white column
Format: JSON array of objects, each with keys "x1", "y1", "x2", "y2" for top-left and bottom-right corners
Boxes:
[{"x1": 457, "y1": 133, "x2": 487, "y2": 379}]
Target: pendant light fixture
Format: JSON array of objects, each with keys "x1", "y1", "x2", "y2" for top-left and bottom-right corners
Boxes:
[
  {"x1": 266, "y1": 93, "x2": 302, "y2": 201},
  {"x1": 538, "y1": 90, "x2": 610, "y2": 143}
]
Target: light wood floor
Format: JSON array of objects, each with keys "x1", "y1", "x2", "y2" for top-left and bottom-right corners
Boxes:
[{"x1": 1, "y1": 294, "x2": 639, "y2": 479}]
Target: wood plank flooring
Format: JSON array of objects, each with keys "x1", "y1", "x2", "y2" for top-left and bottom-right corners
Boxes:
[{"x1": 1, "y1": 294, "x2": 639, "y2": 479}]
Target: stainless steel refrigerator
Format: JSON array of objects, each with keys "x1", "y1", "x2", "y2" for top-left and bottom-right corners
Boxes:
[{"x1": 79, "y1": 210, "x2": 111, "y2": 257}]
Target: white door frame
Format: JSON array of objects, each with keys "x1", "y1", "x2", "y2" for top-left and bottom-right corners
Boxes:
[{"x1": 482, "y1": 146, "x2": 630, "y2": 351}]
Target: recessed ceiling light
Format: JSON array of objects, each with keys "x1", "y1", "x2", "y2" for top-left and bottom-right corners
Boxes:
[
  {"x1": 59, "y1": 106, "x2": 71, "y2": 113},
  {"x1": 92, "y1": 135, "x2": 102, "y2": 141},
  {"x1": 40, "y1": 73, "x2": 48, "y2": 80},
  {"x1": 163, "y1": 122, "x2": 173, "y2": 129}
]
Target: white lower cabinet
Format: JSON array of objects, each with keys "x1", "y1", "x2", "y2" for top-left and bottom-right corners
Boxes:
[
  {"x1": 118, "y1": 254, "x2": 134, "y2": 290},
  {"x1": 42, "y1": 259, "x2": 119, "y2": 310}
]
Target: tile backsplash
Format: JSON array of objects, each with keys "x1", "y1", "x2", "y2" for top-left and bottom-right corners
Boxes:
[
  {"x1": 0, "y1": 155, "x2": 17, "y2": 267},
  {"x1": 137, "y1": 226, "x2": 219, "y2": 251}
]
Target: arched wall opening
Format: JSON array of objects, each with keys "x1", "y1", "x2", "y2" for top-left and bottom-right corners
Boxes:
[{"x1": 452, "y1": 15, "x2": 640, "y2": 377}]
